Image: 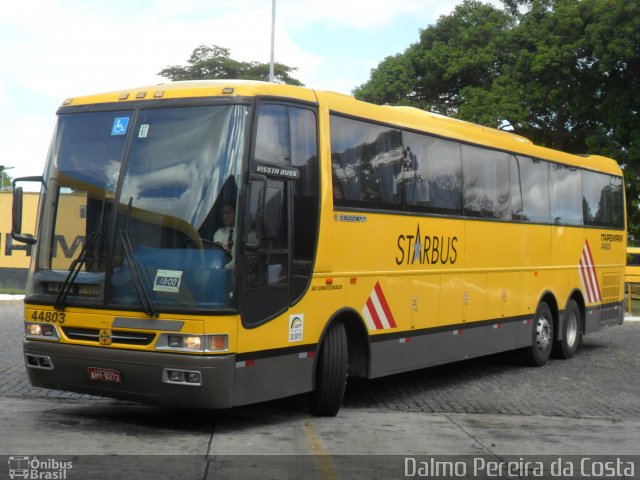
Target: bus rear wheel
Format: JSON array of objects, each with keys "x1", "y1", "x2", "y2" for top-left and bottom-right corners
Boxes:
[
  {"x1": 523, "y1": 302, "x2": 554, "y2": 366},
  {"x1": 552, "y1": 299, "x2": 582, "y2": 359},
  {"x1": 310, "y1": 321, "x2": 348, "y2": 417}
]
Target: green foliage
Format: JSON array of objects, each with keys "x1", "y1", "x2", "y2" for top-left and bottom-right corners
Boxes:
[
  {"x1": 0, "y1": 168, "x2": 12, "y2": 191},
  {"x1": 354, "y1": 0, "x2": 640, "y2": 239},
  {"x1": 158, "y1": 45, "x2": 303, "y2": 86}
]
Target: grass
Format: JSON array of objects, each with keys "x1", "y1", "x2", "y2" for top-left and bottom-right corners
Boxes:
[{"x1": 0, "y1": 288, "x2": 24, "y2": 295}]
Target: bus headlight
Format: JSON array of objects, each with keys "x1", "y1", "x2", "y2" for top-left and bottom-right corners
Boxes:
[
  {"x1": 156, "y1": 334, "x2": 228, "y2": 352},
  {"x1": 25, "y1": 322, "x2": 60, "y2": 341},
  {"x1": 184, "y1": 336, "x2": 202, "y2": 350}
]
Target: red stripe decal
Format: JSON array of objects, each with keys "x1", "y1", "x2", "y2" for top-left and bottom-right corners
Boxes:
[
  {"x1": 366, "y1": 297, "x2": 384, "y2": 330},
  {"x1": 584, "y1": 240, "x2": 601, "y2": 299},
  {"x1": 374, "y1": 282, "x2": 397, "y2": 328}
]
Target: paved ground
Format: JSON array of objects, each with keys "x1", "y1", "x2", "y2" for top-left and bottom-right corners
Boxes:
[
  {"x1": 3, "y1": 300, "x2": 639, "y2": 418},
  {"x1": 1, "y1": 301, "x2": 639, "y2": 479}
]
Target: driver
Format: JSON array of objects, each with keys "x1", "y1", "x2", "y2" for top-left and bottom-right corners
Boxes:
[{"x1": 213, "y1": 202, "x2": 236, "y2": 263}]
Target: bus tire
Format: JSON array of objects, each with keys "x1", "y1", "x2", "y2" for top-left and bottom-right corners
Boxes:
[
  {"x1": 523, "y1": 302, "x2": 554, "y2": 367},
  {"x1": 310, "y1": 321, "x2": 348, "y2": 417},
  {"x1": 552, "y1": 299, "x2": 582, "y2": 359}
]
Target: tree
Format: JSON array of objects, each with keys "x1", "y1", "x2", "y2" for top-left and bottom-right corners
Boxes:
[
  {"x1": 159, "y1": 45, "x2": 303, "y2": 86},
  {"x1": 354, "y1": 0, "x2": 640, "y2": 239},
  {"x1": 0, "y1": 167, "x2": 13, "y2": 191}
]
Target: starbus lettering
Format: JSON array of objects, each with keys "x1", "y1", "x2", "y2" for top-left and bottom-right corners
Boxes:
[{"x1": 395, "y1": 224, "x2": 458, "y2": 266}]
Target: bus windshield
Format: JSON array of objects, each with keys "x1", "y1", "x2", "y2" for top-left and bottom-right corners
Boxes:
[{"x1": 30, "y1": 104, "x2": 247, "y2": 313}]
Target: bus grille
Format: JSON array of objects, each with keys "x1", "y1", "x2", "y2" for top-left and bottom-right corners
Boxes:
[
  {"x1": 62, "y1": 327, "x2": 156, "y2": 346},
  {"x1": 601, "y1": 273, "x2": 622, "y2": 304}
]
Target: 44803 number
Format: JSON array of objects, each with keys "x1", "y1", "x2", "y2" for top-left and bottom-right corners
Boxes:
[{"x1": 30, "y1": 310, "x2": 66, "y2": 324}]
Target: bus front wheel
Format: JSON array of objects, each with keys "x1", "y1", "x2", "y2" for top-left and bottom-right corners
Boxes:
[
  {"x1": 552, "y1": 299, "x2": 582, "y2": 359},
  {"x1": 310, "y1": 321, "x2": 348, "y2": 417},
  {"x1": 523, "y1": 302, "x2": 554, "y2": 367}
]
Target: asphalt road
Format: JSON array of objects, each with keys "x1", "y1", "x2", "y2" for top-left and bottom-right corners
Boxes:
[{"x1": 0, "y1": 300, "x2": 639, "y2": 479}]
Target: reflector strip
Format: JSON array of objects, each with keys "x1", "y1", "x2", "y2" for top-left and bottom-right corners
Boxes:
[
  {"x1": 362, "y1": 282, "x2": 397, "y2": 331},
  {"x1": 235, "y1": 360, "x2": 255, "y2": 368},
  {"x1": 579, "y1": 240, "x2": 602, "y2": 304}
]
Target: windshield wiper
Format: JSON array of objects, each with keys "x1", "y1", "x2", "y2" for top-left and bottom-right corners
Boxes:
[
  {"x1": 121, "y1": 197, "x2": 159, "y2": 318},
  {"x1": 54, "y1": 232, "x2": 100, "y2": 311}
]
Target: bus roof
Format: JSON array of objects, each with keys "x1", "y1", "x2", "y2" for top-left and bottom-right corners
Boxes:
[{"x1": 61, "y1": 80, "x2": 623, "y2": 177}]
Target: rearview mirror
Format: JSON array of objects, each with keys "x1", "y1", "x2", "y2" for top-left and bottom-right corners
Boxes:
[{"x1": 11, "y1": 176, "x2": 45, "y2": 245}]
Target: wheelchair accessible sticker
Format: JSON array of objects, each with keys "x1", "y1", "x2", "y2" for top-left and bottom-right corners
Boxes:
[{"x1": 111, "y1": 117, "x2": 130, "y2": 136}]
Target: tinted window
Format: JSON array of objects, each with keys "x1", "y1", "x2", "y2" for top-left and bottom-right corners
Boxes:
[
  {"x1": 609, "y1": 175, "x2": 625, "y2": 228},
  {"x1": 401, "y1": 132, "x2": 462, "y2": 214},
  {"x1": 462, "y1": 145, "x2": 511, "y2": 220},
  {"x1": 254, "y1": 105, "x2": 289, "y2": 165},
  {"x1": 628, "y1": 254, "x2": 640, "y2": 266},
  {"x1": 551, "y1": 164, "x2": 582, "y2": 225},
  {"x1": 583, "y1": 170, "x2": 607, "y2": 227},
  {"x1": 583, "y1": 171, "x2": 625, "y2": 229},
  {"x1": 331, "y1": 115, "x2": 403, "y2": 209},
  {"x1": 515, "y1": 156, "x2": 551, "y2": 223}
]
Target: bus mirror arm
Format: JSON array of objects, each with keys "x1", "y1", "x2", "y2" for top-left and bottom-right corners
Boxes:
[{"x1": 11, "y1": 176, "x2": 44, "y2": 245}]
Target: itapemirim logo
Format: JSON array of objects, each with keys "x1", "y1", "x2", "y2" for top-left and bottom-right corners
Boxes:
[{"x1": 8, "y1": 456, "x2": 73, "y2": 479}]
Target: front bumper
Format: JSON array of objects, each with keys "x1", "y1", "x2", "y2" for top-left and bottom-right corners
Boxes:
[{"x1": 23, "y1": 340, "x2": 235, "y2": 408}]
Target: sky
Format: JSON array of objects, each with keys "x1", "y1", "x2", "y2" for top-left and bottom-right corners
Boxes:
[{"x1": 0, "y1": 0, "x2": 496, "y2": 180}]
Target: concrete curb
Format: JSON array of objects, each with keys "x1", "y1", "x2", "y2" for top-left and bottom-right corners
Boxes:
[{"x1": 0, "y1": 294, "x2": 24, "y2": 301}]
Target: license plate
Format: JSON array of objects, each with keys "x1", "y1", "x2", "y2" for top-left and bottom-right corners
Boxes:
[{"x1": 87, "y1": 367, "x2": 121, "y2": 384}]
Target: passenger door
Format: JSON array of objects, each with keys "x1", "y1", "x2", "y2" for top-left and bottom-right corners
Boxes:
[{"x1": 241, "y1": 103, "x2": 319, "y2": 327}]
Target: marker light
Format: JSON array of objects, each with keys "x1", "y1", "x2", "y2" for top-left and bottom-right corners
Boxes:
[{"x1": 208, "y1": 335, "x2": 228, "y2": 352}]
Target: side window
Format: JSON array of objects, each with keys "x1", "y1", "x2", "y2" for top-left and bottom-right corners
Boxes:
[
  {"x1": 401, "y1": 132, "x2": 462, "y2": 214},
  {"x1": 550, "y1": 164, "x2": 582, "y2": 225},
  {"x1": 510, "y1": 155, "x2": 524, "y2": 219},
  {"x1": 583, "y1": 170, "x2": 625, "y2": 229},
  {"x1": 583, "y1": 170, "x2": 609, "y2": 227},
  {"x1": 462, "y1": 145, "x2": 511, "y2": 220},
  {"x1": 254, "y1": 105, "x2": 289, "y2": 165},
  {"x1": 628, "y1": 254, "x2": 640, "y2": 266},
  {"x1": 331, "y1": 115, "x2": 403, "y2": 209},
  {"x1": 609, "y1": 175, "x2": 625, "y2": 229},
  {"x1": 518, "y1": 156, "x2": 551, "y2": 223}
]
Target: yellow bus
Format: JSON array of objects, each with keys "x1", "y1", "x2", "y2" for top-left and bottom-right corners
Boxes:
[
  {"x1": 626, "y1": 247, "x2": 640, "y2": 284},
  {"x1": 12, "y1": 80, "x2": 626, "y2": 416}
]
